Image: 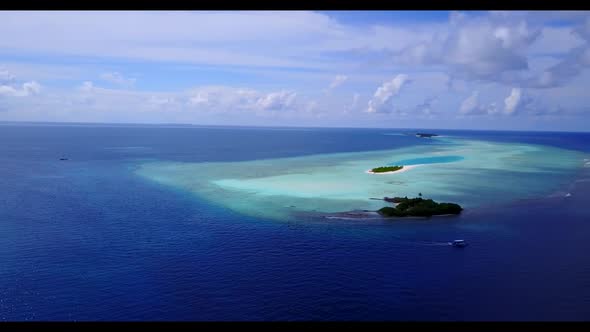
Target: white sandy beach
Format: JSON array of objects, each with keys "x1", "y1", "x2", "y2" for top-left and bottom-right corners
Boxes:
[{"x1": 365, "y1": 165, "x2": 420, "y2": 175}]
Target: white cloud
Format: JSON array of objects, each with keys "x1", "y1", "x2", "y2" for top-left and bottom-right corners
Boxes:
[
  {"x1": 394, "y1": 13, "x2": 546, "y2": 84},
  {"x1": 532, "y1": 45, "x2": 590, "y2": 88},
  {"x1": 188, "y1": 91, "x2": 210, "y2": 106},
  {"x1": 366, "y1": 74, "x2": 409, "y2": 113},
  {"x1": 498, "y1": 16, "x2": 590, "y2": 89},
  {"x1": 459, "y1": 91, "x2": 480, "y2": 114},
  {"x1": 528, "y1": 27, "x2": 585, "y2": 55},
  {"x1": 0, "y1": 86, "x2": 20, "y2": 97},
  {"x1": 0, "y1": 80, "x2": 41, "y2": 97},
  {"x1": 328, "y1": 75, "x2": 348, "y2": 90},
  {"x1": 0, "y1": 11, "x2": 443, "y2": 71},
  {"x1": 459, "y1": 91, "x2": 498, "y2": 115},
  {"x1": 79, "y1": 81, "x2": 94, "y2": 92},
  {"x1": 23, "y1": 81, "x2": 41, "y2": 95},
  {"x1": 502, "y1": 87, "x2": 539, "y2": 115},
  {"x1": 459, "y1": 87, "x2": 549, "y2": 117},
  {"x1": 255, "y1": 90, "x2": 297, "y2": 111},
  {"x1": 16, "y1": 84, "x2": 311, "y2": 123},
  {"x1": 504, "y1": 88, "x2": 521, "y2": 114},
  {"x1": 100, "y1": 72, "x2": 136, "y2": 88},
  {"x1": 1, "y1": 11, "x2": 590, "y2": 128},
  {"x1": 0, "y1": 68, "x2": 41, "y2": 97},
  {"x1": 186, "y1": 86, "x2": 296, "y2": 113}
]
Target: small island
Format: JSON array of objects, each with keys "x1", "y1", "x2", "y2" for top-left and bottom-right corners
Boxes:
[
  {"x1": 370, "y1": 165, "x2": 403, "y2": 173},
  {"x1": 416, "y1": 133, "x2": 438, "y2": 138},
  {"x1": 378, "y1": 196, "x2": 462, "y2": 218}
]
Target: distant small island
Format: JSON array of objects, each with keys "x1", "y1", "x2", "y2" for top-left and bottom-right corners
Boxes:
[
  {"x1": 416, "y1": 133, "x2": 438, "y2": 138},
  {"x1": 370, "y1": 165, "x2": 403, "y2": 173},
  {"x1": 378, "y1": 196, "x2": 462, "y2": 218}
]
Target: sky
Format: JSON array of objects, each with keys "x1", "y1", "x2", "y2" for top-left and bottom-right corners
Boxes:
[{"x1": 1, "y1": 10, "x2": 590, "y2": 131}]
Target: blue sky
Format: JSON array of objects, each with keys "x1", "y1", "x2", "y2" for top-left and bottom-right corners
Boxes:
[{"x1": 0, "y1": 10, "x2": 589, "y2": 131}]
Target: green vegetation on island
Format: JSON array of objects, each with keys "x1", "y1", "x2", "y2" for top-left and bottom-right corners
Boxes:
[
  {"x1": 371, "y1": 165, "x2": 403, "y2": 173},
  {"x1": 378, "y1": 196, "x2": 463, "y2": 217},
  {"x1": 416, "y1": 133, "x2": 438, "y2": 138}
]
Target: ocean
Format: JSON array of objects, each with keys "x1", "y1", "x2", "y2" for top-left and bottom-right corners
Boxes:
[{"x1": 1, "y1": 123, "x2": 590, "y2": 321}]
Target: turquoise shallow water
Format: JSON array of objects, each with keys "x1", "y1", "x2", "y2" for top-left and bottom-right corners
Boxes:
[
  {"x1": 136, "y1": 137, "x2": 584, "y2": 220},
  {"x1": 389, "y1": 155, "x2": 465, "y2": 166}
]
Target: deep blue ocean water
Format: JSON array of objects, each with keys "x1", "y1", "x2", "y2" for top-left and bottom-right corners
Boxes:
[{"x1": 1, "y1": 123, "x2": 590, "y2": 321}]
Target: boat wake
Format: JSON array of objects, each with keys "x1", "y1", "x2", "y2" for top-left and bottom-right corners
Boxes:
[
  {"x1": 323, "y1": 216, "x2": 383, "y2": 221},
  {"x1": 418, "y1": 241, "x2": 455, "y2": 247}
]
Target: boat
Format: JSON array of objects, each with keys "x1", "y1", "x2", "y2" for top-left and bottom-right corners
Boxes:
[
  {"x1": 449, "y1": 239, "x2": 467, "y2": 248},
  {"x1": 59, "y1": 158, "x2": 68, "y2": 161}
]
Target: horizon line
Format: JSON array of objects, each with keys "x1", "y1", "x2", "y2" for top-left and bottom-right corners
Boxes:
[{"x1": 1, "y1": 120, "x2": 588, "y2": 134}]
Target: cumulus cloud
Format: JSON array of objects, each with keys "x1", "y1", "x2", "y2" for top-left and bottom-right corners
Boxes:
[
  {"x1": 2, "y1": 11, "x2": 590, "y2": 127},
  {"x1": 507, "y1": 16, "x2": 590, "y2": 88},
  {"x1": 504, "y1": 88, "x2": 521, "y2": 114},
  {"x1": 0, "y1": 81, "x2": 41, "y2": 97},
  {"x1": 328, "y1": 75, "x2": 348, "y2": 90},
  {"x1": 412, "y1": 14, "x2": 590, "y2": 90},
  {"x1": 0, "y1": 86, "x2": 21, "y2": 97},
  {"x1": 503, "y1": 87, "x2": 538, "y2": 115},
  {"x1": 532, "y1": 46, "x2": 590, "y2": 88},
  {"x1": 100, "y1": 72, "x2": 136, "y2": 88},
  {"x1": 366, "y1": 74, "x2": 409, "y2": 113},
  {"x1": 460, "y1": 88, "x2": 544, "y2": 117},
  {"x1": 23, "y1": 81, "x2": 41, "y2": 95},
  {"x1": 459, "y1": 91, "x2": 480, "y2": 114},
  {"x1": 185, "y1": 86, "x2": 298, "y2": 113},
  {"x1": 188, "y1": 91, "x2": 210, "y2": 106},
  {"x1": 255, "y1": 90, "x2": 297, "y2": 111},
  {"x1": 527, "y1": 27, "x2": 585, "y2": 56},
  {"x1": 395, "y1": 13, "x2": 542, "y2": 84},
  {"x1": 459, "y1": 91, "x2": 498, "y2": 115},
  {"x1": 142, "y1": 95, "x2": 183, "y2": 114},
  {"x1": 0, "y1": 68, "x2": 41, "y2": 97}
]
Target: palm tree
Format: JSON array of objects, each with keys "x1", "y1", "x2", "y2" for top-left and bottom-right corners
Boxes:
[{"x1": 418, "y1": 192, "x2": 422, "y2": 197}]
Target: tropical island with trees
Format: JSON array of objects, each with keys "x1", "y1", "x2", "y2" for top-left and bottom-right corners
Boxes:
[
  {"x1": 416, "y1": 133, "x2": 438, "y2": 138},
  {"x1": 378, "y1": 194, "x2": 463, "y2": 218},
  {"x1": 369, "y1": 165, "x2": 404, "y2": 173}
]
